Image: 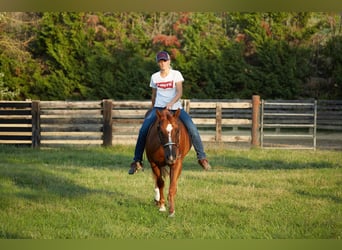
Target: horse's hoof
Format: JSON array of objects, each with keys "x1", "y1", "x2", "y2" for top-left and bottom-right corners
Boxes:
[
  {"x1": 169, "y1": 211, "x2": 175, "y2": 217},
  {"x1": 159, "y1": 205, "x2": 166, "y2": 212}
]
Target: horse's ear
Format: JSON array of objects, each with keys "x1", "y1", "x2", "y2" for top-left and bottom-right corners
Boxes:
[{"x1": 174, "y1": 108, "x2": 181, "y2": 119}]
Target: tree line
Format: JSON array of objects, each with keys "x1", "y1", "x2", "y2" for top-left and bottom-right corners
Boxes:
[{"x1": 0, "y1": 12, "x2": 341, "y2": 101}]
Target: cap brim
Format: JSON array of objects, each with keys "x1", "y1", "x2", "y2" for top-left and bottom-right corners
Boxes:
[{"x1": 157, "y1": 57, "x2": 169, "y2": 61}]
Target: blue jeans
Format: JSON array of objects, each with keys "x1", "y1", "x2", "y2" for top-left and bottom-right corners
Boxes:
[{"x1": 133, "y1": 107, "x2": 206, "y2": 162}]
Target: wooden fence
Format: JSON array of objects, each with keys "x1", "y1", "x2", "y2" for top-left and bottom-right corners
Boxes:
[
  {"x1": 0, "y1": 97, "x2": 341, "y2": 149},
  {"x1": 0, "y1": 97, "x2": 259, "y2": 147}
]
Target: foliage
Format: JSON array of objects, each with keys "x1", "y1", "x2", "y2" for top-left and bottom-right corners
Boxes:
[
  {"x1": 0, "y1": 72, "x2": 19, "y2": 100},
  {"x1": 0, "y1": 12, "x2": 341, "y2": 101},
  {"x1": 319, "y1": 35, "x2": 342, "y2": 99},
  {"x1": 248, "y1": 39, "x2": 312, "y2": 99}
]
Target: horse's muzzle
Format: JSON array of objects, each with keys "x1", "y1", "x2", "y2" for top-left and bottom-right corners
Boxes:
[
  {"x1": 166, "y1": 156, "x2": 176, "y2": 165},
  {"x1": 164, "y1": 142, "x2": 178, "y2": 165}
]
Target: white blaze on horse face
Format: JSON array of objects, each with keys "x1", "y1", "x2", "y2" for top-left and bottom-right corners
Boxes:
[
  {"x1": 166, "y1": 123, "x2": 173, "y2": 133},
  {"x1": 166, "y1": 123, "x2": 173, "y2": 143},
  {"x1": 166, "y1": 123, "x2": 173, "y2": 154}
]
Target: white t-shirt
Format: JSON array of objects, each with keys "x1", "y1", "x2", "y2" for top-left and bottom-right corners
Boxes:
[{"x1": 150, "y1": 69, "x2": 184, "y2": 110}]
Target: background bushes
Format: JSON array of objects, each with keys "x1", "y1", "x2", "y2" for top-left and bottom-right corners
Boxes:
[{"x1": 0, "y1": 12, "x2": 341, "y2": 101}]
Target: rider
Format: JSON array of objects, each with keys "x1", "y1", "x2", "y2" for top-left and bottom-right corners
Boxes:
[{"x1": 129, "y1": 51, "x2": 211, "y2": 174}]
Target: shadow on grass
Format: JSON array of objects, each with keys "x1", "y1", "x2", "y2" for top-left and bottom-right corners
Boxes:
[
  {"x1": 0, "y1": 162, "x2": 152, "y2": 239},
  {"x1": 0, "y1": 146, "x2": 341, "y2": 239},
  {"x1": 0, "y1": 146, "x2": 150, "y2": 215},
  {"x1": 0, "y1": 145, "x2": 339, "y2": 203},
  {"x1": 0, "y1": 162, "x2": 147, "y2": 203},
  {"x1": 295, "y1": 189, "x2": 342, "y2": 204},
  {"x1": 1, "y1": 145, "x2": 127, "y2": 170},
  {"x1": 207, "y1": 155, "x2": 338, "y2": 170},
  {"x1": 0, "y1": 231, "x2": 30, "y2": 239},
  {"x1": 0, "y1": 165, "x2": 92, "y2": 198},
  {"x1": 0, "y1": 146, "x2": 339, "y2": 202},
  {"x1": 1, "y1": 145, "x2": 340, "y2": 172}
]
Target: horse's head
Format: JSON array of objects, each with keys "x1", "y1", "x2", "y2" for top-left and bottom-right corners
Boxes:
[{"x1": 156, "y1": 108, "x2": 181, "y2": 165}]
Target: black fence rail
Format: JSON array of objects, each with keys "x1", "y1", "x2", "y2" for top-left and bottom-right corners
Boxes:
[
  {"x1": 0, "y1": 101, "x2": 33, "y2": 146},
  {"x1": 317, "y1": 100, "x2": 342, "y2": 131}
]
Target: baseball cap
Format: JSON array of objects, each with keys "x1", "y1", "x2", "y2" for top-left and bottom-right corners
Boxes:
[{"x1": 156, "y1": 51, "x2": 170, "y2": 62}]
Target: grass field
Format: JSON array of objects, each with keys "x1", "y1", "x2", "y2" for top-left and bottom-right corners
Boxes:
[{"x1": 0, "y1": 145, "x2": 341, "y2": 239}]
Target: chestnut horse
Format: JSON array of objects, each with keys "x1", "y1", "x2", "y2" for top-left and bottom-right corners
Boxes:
[{"x1": 145, "y1": 108, "x2": 191, "y2": 217}]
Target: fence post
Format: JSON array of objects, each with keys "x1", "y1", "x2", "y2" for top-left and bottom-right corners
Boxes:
[
  {"x1": 313, "y1": 100, "x2": 317, "y2": 151},
  {"x1": 31, "y1": 100, "x2": 40, "y2": 148},
  {"x1": 183, "y1": 99, "x2": 190, "y2": 113},
  {"x1": 215, "y1": 102, "x2": 222, "y2": 142},
  {"x1": 102, "y1": 99, "x2": 113, "y2": 147},
  {"x1": 251, "y1": 95, "x2": 260, "y2": 147}
]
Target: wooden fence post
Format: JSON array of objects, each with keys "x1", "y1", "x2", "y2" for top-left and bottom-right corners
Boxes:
[
  {"x1": 183, "y1": 99, "x2": 190, "y2": 113},
  {"x1": 31, "y1": 100, "x2": 40, "y2": 148},
  {"x1": 215, "y1": 102, "x2": 222, "y2": 142},
  {"x1": 102, "y1": 99, "x2": 113, "y2": 147},
  {"x1": 251, "y1": 95, "x2": 260, "y2": 147}
]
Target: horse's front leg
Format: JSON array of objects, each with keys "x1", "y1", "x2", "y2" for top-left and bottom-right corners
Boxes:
[
  {"x1": 168, "y1": 161, "x2": 182, "y2": 217},
  {"x1": 151, "y1": 164, "x2": 166, "y2": 212}
]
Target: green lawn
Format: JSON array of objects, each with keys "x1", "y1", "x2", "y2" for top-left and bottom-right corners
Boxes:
[{"x1": 0, "y1": 145, "x2": 341, "y2": 239}]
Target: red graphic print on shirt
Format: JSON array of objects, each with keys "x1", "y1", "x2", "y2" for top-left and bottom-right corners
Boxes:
[{"x1": 157, "y1": 81, "x2": 174, "y2": 89}]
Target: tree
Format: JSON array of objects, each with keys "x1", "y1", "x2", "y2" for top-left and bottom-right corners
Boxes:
[{"x1": 0, "y1": 12, "x2": 341, "y2": 101}]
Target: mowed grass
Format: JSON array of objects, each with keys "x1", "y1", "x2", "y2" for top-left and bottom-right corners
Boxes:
[{"x1": 0, "y1": 145, "x2": 341, "y2": 239}]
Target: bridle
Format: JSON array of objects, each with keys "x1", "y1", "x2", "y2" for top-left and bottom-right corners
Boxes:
[{"x1": 157, "y1": 117, "x2": 180, "y2": 160}]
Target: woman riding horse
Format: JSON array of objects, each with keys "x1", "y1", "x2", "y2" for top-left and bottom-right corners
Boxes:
[{"x1": 129, "y1": 51, "x2": 211, "y2": 174}]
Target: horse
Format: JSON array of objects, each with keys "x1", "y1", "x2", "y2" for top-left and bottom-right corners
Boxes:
[{"x1": 145, "y1": 108, "x2": 191, "y2": 217}]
